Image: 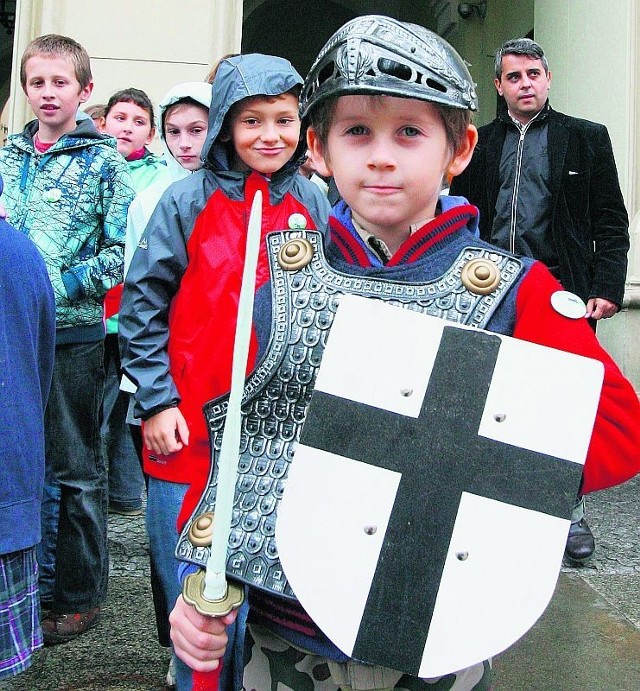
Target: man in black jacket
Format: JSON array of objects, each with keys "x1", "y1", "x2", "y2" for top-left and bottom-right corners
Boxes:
[{"x1": 450, "y1": 37, "x2": 630, "y2": 564}]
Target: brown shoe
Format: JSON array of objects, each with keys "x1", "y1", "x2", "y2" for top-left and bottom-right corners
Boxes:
[{"x1": 42, "y1": 607, "x2": 100, "y2": 646}]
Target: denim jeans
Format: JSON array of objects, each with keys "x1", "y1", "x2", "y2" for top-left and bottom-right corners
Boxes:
[
  {"x1": 571, "y1": 495, "x2": 585, "y2": 523},
  {"x1": 102, "y1": 334, "x2": 144, "y2": 512},
  {"x1": 36, "y1": 463, "x2": 60, "y2": 604},
  {"x1": 43, "y1": 340, "x2": 109, "y2": 612},
  {"x1": 146, "y1": 477, "x2": 245, "y2": 690},
  {"x1": 146, "y1": 478, "x2": 192, "y2": 688}
]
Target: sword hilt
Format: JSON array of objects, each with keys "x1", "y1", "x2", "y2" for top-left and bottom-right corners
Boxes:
[
  {"x1": 182, "y1": 568, "x2": 245, "y2": 617},
  {"x1": 184, "y1": 570, "x2": 244, "y2": 690}
]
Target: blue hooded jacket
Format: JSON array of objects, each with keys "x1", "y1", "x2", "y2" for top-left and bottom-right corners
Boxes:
[{"x1": 0, "y1": 174, "x2": 56, "y2": 554}]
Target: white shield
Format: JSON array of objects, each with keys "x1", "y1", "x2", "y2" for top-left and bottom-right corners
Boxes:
[{"x1": 276, "y1": 294, "x2": 603, "y2": 677}]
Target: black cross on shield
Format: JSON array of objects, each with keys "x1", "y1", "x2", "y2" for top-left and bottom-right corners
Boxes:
[{"x1": 278, "y1": 323, "x2": 586, "y2": 677}]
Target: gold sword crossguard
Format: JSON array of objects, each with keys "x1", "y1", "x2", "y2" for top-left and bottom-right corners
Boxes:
[{"x1": 182, "y1": 190, "x2": 264, "y2": 616}]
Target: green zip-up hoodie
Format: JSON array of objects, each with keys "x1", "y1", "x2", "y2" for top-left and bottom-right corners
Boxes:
[{"x1": 0, "y1": 118, "x2": 135, "y2": 343}]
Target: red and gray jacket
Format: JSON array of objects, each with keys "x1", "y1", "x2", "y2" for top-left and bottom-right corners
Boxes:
[{"x1": 119, "y1": 54, "x2": 330, "y2": 526}]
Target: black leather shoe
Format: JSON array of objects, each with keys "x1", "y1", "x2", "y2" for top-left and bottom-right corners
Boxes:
[{"x1": 564, "y1": 518, "x2": 595, "y2": 564}]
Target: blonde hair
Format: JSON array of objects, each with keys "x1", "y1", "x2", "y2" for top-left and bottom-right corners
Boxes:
[
  {"x1": 21, "y1": 34, "x2": 92, "y2": 90},
  {"x1": 204, "y1": 53, "x2": 240, "y2": 84},
  {"x1": 84, "y1": 103, "x2": 106, "y2": 121}
]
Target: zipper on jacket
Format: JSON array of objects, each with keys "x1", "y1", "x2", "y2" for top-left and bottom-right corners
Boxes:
[
  {"x1": 509, "y1": 123, "x2": 529, "y2": 254},
  {"x1": 19, "y1": 151, "x2": 35, "y2": 192},
  {"x1": 507, "y1": 108, "x2": 544, "y2": 254}
]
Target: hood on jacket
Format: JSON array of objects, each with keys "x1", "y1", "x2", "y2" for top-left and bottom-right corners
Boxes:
[
  {"x1": 202, "y1": 53, "x2": 305, "y2": 173},
  {"x1": 157, "y1": 81, "x2": 213, "y2": 184},
  {"x1": 21, "y1": 115, "x2": 117, "y2": 148}
]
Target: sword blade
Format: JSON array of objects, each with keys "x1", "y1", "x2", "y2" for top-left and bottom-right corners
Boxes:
[{"x1": 204, "y1": 190, "x2": 263, "y2": 600}]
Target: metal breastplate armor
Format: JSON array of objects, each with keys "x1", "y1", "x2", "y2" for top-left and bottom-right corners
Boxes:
[{"x1": 176, "y1": 229, "x2": 524, "y2": 600}]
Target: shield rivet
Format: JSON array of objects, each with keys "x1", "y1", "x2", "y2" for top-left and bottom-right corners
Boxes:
[
  {"x1": 461, "y1": 258, "x2": 500, "y2": 295},
  {"x1": 364, "y1": 525, "x2": 378, "y2": 535},
  {"x1": 277, "y1": 239, "x2": 314, "y2": 271},
  {"x1": 456, "y1": 550, "x2": 469, "y2": 561},
  {"x1": 188, "y1": 511, "x2": 215, "y2": 547},
  {"x1": 400, "y1": 388, "x2": 413, "y2": 397},
  {"x1": 493, "y1": 413, "x2": 506, "y2": 423}
]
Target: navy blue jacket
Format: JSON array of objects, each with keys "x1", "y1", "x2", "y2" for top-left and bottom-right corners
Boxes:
[{"x1": 0, "y1": 176, "x2": 56, "y2": 554}]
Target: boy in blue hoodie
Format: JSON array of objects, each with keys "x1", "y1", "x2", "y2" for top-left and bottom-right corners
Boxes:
[{"x1": 0, "y1": 34, "x2": 134, "y2": 644}]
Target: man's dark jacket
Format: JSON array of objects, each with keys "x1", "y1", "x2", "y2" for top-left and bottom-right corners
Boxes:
[{"x1": 450, "y1": 106, "x2": 629, "y2": 306}]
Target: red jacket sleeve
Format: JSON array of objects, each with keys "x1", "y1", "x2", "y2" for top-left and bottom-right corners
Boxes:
[{"x1": 512, "y1": 261, "x2": 640, "y2": 493}]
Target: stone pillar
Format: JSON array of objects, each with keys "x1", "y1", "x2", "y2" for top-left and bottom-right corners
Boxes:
[{"x1": 535, "y1": 0, "x2": 639, "y2": 389}]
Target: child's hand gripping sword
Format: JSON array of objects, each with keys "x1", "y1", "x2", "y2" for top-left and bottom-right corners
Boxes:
[{"x1": 182, "y1": 191, "x2": 263, "y2": 690}]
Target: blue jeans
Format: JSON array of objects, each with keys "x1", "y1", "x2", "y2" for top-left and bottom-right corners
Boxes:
[
  {"x1": 146, "y1": 477, "x2": 246, "y2": 690},
  {"x1": 102, "y1": 334, "x2": 144, "y2": 512},
  {"x1": 146, "y1": 478, "x2": 192, "y2": 688},
  {"x1": 43, "y1": 340, "x2": 109, "y2": 612},
  {"x1": 36, "y1": 463, "x2": 59, "y2": 604}
]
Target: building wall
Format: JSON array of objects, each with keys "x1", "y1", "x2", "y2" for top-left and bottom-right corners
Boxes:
[
  {"x1": 535, "y1": 0, "x2": 639, "y2": 388},
  {"x1": 3, "y1": 0, "x2": 243, "y2": 140}
]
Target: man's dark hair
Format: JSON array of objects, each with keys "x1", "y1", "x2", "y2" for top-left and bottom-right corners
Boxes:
[{"x1": 494, "y1": 38, "x2": 549, "y2": 79}]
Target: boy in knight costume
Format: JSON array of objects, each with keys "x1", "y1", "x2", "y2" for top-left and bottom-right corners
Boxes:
[{"x1": 169, "y1": 17, "x2": 640, "y2": 690}]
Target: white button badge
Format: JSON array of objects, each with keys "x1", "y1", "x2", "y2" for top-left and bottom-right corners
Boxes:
[
  {"x1": 288, "y1": 213, "x2": 307, "y2": 229},
  {"x1": 550, "y1": 290, "x2": 587, "y2": 319}
]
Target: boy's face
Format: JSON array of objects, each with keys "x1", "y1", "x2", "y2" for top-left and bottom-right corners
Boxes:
[
  {"x1": 308, "y1": 95, "x2": 475, "y2": 241},
  {"x1": 102, "y1": 101, "x2": 155, "y2": 158},
  {"x1": 227, "y1": 92, "x2": 300, "y2": 176},
  {"x1": 164, "y1": 103, "x2": 209, "y2": 171},
  {"x1": 23, "y1": 55, "x2": 92, "y2": 142}
]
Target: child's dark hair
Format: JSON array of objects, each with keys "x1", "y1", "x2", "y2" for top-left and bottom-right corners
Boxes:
[
  {"x1": 104, "y1": 88, "x2": 156, "y2": 129},
  {"x1": 21, "y1": 34, "x2": 92, "y2": 90},
  {"x1": 307, "y1": 96, "x2": 472, "y2": 159}
]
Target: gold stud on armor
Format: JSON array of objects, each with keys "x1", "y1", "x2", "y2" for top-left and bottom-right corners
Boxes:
[
  {"x1": 188, "y1": 512, "x2": 215, "y2": 547},
  {"x1": 460, "y1": 258, "x2": 500, "y2": 295},
  {"x1": 277, "y1": 238, "x2": 314, "y2": 271}
]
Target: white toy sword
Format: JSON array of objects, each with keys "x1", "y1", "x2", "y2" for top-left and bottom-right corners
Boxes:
[{"x1": 183, "y1": 190, "x2": 263, "y2": 690}]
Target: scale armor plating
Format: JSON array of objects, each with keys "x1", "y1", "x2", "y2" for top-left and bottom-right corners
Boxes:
[{"x1": 176, "y1": 230, "x2": 522, "y2": 600}]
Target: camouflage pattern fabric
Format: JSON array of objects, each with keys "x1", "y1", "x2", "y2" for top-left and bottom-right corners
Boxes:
[{"x1": 243, "y1": 624, "x2": 492, "y2": 691}]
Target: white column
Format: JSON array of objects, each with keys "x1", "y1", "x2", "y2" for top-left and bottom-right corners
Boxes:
[{"x1": 535, "y1": 0, "x2": 639, "y2": 388}]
